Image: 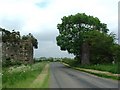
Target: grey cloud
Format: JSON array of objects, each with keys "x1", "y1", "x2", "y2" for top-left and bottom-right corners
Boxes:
[
  {"x1": 0, "y1": 17, "x2": 24, "y2": 31},
  {"x1": 33, "y1": 29, "x2": 59, "y2": 43},
  {"x1": 33, "y1": 30, "x2": 74, "y2": 58},
  {"x1": 34, "y1": 41, "x2": 74, "y2": 58}
]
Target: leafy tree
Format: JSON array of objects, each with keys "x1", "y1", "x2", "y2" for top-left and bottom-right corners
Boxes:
[
  {"x1": 56, "y1": 13, "x2": 110, "y2": 65},
  {"x1": 111, "y1": 44, "x2": 120, "y2": 63},
  {"x1": 85, "y1": 31, "x2": 115, "y2": 64},
  {"x1": 10, "y1": 30, "x2": 20, "y2": 43},
  {"x1": 1, "y1": 28, "x2": 11, "y2": 43},
  {"x1": 22, "y1": 33, "x2": 38, "y2": 49},
  {"x1": 1, "y1": 28, "x2": 20, "y2": 43},
  {"x1": 28, "y1": 33, "x2": 38, "y2": 49}
]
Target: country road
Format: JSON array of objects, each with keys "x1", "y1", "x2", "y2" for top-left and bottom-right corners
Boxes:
[{"x1": 50, "y1": 62, "x2": 119, "y2": 88}]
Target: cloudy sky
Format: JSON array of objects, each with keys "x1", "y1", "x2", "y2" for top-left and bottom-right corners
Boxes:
[{"x1": 0, "y1": 0, "x2": 119, "y2": 58}]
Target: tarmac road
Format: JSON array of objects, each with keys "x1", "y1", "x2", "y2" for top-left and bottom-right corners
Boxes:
[{"x1": 50, "y1": 62, "x2": 119, "y2": 89}]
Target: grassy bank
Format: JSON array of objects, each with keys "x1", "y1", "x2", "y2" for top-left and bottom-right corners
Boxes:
[
  {"x1": 62, "y1": 59, "x2": 119, "y2": 74},
  {"x1": 2, "y1": 62, "x2": 49, "y2": 88},
  {"x1": 77, "y1": 64, "x2": 119, "y2": 74},
  {"x1": 62, "y1": 59, "x2": 120, "y2": 80}
]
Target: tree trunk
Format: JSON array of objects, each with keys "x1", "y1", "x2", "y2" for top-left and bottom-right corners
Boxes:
[{"x1": 81, "y1": 42, "x2": 90, "y2": 65}]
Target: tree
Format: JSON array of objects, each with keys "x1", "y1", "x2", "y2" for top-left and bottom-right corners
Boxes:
[
  {"x1": 22, "y1": 33, "x2": 38, "y2": 49},
  {"x1": 56, "y1": 13, "x2": 109, "y2": 65},
  {"x1": 85, "y1": 31, "x2": 115, "y2": 64},
  {"x1": 111, "y1": 44, "x2": 120, "y2": 63},
  {"x1": 1, "y1": 28, "x2": 11, "y2": 43},
  {"x1": 28, "y1": 33, "x2": 38, "y2": 49},
  {"x1": 11, "y1": 30, "x2": 20, "y2": 43},
  {"x1": 1, "y1": 28, "x2": 20, "y2": 43}
]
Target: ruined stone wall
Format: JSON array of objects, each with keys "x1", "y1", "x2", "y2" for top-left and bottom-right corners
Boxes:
[
  {"x1": 2, "y1": 39, "x2": 34, "y2": 64},
  {"x1": 19, "y1": 39, "x2": 34, "y2": 64}
]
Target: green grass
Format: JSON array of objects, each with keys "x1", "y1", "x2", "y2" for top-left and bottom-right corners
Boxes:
[
  {"x1": 2, "y1": 62, "x2": 48, "y2": 88},
  {"x1": 73, "y1": 67, "x2": 119, "y2": 80},
  {"x1": 0, "y1": 75, "x2": 2, "y2": 89},
  {"x1": 62, "y1": 59, "x2": 120, "y2": 80},
  {"x1": 62, "y1": 59, "x2": 120, "y2": 74},
  {"x1": 77, "y1": 64, "x2": 119, "y2": 74},
  {"x1": 41, "y1": 68, "x2": 50, "y2": 88}
]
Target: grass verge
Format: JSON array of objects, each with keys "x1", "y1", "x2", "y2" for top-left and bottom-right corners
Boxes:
[
  {"x1": 62, "y1": 62, "x2": 120, "y2": 80},
  {"x1": 30, "y1": 64, "x2": 50, "y2": 88},
  {"x1": 2, "y1": 62, "x2": 48, "y2": 88},
  {"x1": 41, "y1": 68, "x2": 50, "y2": 88},
  {"x1": 62, "y1": 59, "x2": 120, "y2": 74}
]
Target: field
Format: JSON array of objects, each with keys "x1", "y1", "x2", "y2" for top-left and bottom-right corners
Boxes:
[{"x1": 2, "y1": 61, "x2": 49, "y2": 88}]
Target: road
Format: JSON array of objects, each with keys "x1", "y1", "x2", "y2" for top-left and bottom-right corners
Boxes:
[{"x1": 50, "y1": 62, "x2": 119, "y2": 88}]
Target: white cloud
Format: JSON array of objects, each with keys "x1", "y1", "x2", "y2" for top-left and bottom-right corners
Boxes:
[{"x1": 0, "y1": 0, "x2": 119, "y2": 57}]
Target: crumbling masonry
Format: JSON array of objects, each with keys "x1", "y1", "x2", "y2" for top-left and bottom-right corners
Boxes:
[{"x1": 2, "y1": 39, "x2": 34, "y2": 64}]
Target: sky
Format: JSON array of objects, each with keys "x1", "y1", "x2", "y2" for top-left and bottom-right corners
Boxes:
[
  {"x1": 0, "y1": 0, "x2": 119, "y2": 58},
  {"x1": 118, "y1": 1, "x2": 120, "y2": 44}
]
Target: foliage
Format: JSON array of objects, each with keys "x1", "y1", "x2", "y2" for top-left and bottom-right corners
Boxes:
[
  {"x1": 56, "y1": 13, "x2": 117, "y2": 64},
  {"x1": 111, "y1": 44, "x2": 120, "y2": 63},
  {"x1": 57, "y1": 13, "x2": 108, "y2": 54},
  {"x1": 1, "y1": 28, "x2": 38, "y2": 49},
  {"x1": 22, "y1": 33, "x2": 38, "y2": 49},
  {"x1": 1, "y1": 28, "x2": 20, "y2": 43},
  {"x1": 86, "y1": 31, "x2": 115, "y2": 64}
]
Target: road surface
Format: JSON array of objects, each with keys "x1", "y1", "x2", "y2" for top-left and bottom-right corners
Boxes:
[{"x1": 50, "y1": 62, "x2": 119, "y2": 88}]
